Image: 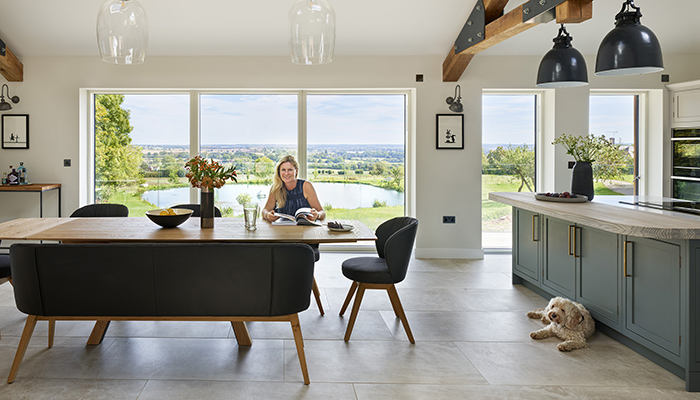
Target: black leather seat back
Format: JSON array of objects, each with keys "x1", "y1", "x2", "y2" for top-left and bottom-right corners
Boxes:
[
  {"x1": 375, "y1": 217, "x2": 418, "y2": 282},
  {"x1": 70, "y1": 204, "x2": 129, "y2": 217},
  {"x1": 10, "y1": 243, "x2": 314, "y2": 317}
]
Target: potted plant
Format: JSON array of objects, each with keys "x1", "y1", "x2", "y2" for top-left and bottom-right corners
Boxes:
[
  {"x1": 184, "y1": 155, "x2": 237, "y2": 228},
  {"x1": 552, "y1": 134, "x2": 611, "y2": 201}
]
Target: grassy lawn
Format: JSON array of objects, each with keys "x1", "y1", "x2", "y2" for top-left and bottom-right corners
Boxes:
[{"x1": 104, "y1": 188, "x2": 399, "y2": 231}]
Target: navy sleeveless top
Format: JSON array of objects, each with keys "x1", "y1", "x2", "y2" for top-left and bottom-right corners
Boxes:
[{"x1": 275, "y1": 179, "x2": 311, "y2": 215}]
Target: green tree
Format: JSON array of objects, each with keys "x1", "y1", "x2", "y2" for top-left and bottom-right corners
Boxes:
[
  {"x1": 254, "y1": 156, "x2": 275, "y2": 182},
  {"x1": 487, "y1": 145, "x2": 535, "y2": 192},
  {"x1": 94, "y1": 94, "x2": 144, "y2": 201},
  {"x1": 388, "y1": 165, "x2": 404, "y2": 191},
  {"x1": 594, "y1": 142, "x2": 634, "y2": 181}
]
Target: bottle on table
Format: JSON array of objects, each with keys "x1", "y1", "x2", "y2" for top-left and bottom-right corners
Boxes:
[
  {"x1": 8, "y1": 166, "x2": 19, "y2": 185},
  {"x1": 17, "y1": 161, "x2": 27, "y2": 184}
]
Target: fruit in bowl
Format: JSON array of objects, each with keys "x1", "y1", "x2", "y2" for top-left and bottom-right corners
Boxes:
[
  {"x1": 544, "y1": 192, "x2": 577, "y2": 199},
  {"x1": 146, "y1": 208, "x2": 194, "y2": 228}
]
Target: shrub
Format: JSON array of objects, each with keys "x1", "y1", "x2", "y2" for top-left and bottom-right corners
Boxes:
[{"x1": 373, "y1": 199, "x2": 387, "y2": 208}]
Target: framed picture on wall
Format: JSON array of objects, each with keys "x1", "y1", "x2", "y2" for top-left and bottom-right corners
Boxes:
[
  {"x1": 436, "y1": 114, "x2": 463, "y2": 149},
  {"x1": 2, "y1": 114, "x2": 29, "y2": 149}
]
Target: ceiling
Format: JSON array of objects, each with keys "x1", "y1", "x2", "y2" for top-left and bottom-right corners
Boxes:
[{"x1": 0, "y1": 0, "x2": 698, "y2": 61}]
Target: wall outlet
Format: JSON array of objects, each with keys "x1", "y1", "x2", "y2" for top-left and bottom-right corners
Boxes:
[
  {"x1": 443, "y1": 216, "x2": 455, "y2": 224},
  {"x1": 63, "y1": 159, "x2": 71, "y2": 167}
]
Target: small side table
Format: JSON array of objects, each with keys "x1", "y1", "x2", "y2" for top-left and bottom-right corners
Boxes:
[{"x1": 0, "y1": 184, "x2": 62, "y2": 217}]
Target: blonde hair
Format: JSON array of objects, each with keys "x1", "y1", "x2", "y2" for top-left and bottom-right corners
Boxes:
[{"x1": 270, "y1": 155, "x2": 299, "y2": 209}]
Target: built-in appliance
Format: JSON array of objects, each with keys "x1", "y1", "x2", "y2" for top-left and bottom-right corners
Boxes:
[
  {"x1": 619, "y1": 199, "x2": 700, "y2": 216},
  {"x1": 672, "y1": 128, "x2": 700, "y2": 202}
]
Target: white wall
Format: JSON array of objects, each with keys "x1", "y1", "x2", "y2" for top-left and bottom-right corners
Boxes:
[{"x1": 1, "y1": 54, "x2": 699, "y2": 258}]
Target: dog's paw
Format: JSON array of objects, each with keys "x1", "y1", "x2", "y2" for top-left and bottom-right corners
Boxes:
[
  {"x1": 557, "y1": 343, "x2": 572, "y2": 351},
  {"x1": 530, "y1": 330, "x2": 547, "y2": 340},
  {"x1": 526, "y1": 311, "x2": 540, "y2": 319}
]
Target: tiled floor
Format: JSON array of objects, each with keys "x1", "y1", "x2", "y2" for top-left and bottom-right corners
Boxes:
[{"x1": 0, "y1": 253, "x2": 698, "y2": 399}]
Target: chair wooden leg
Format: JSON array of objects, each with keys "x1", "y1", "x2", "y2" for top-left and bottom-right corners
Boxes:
[
  {"x1": 8, "y1": 315, "x2": 38, "y2": 383},
  {"x1": 339, "y1": 281, "x2": 358, "y2": 316},
  {"x1": 386, "y1": 285, "x2": 415, "y2": 344},
  {"x1": 87, "y1": 321, "x2": 111, "y2": 345},
  {"x1": 47, "y1": 319, "x2": 56, "y2": 348},
  {"x1": 231, "y1": 321, "x2": 252, "y2": 346},
  {"x1": 344, "y1": 283, "x2": 366, "y2": 342},
  {"x1": 290, "y1": 313, "x2": 310, "y2": 384},
  {"x1": 312, "y1": 278, "x2": 325, "y2": 316}
]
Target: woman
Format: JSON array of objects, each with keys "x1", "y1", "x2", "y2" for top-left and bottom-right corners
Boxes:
[{"x1": 262, "y1": 155, "x2": 325, "y2": 223}]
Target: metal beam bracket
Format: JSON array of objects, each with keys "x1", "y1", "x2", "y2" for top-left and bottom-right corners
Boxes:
[
  {"x1": 0, "y1": 38, "x2": 5, "y2": 57},
  {"x1": 522, "y1": 0, "x2": 567, "y2": 23},
  {"x1": 454, "y1": 0, "x2": 485, "y2": 54}
]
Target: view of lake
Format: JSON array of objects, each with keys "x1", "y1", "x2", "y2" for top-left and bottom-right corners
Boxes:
[{"x1": 142, "y1": 182, "x2": 404, "y2": 211}]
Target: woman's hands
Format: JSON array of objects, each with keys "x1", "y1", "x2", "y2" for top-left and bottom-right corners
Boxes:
[{"x1": 264, "y1": 210, "x2": 280, "y2": 222}]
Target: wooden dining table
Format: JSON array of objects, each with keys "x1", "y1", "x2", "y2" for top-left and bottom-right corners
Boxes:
[
  {"x1": 0, "y1": 216, "x2": 377, "y2": 244},
  {"x1": 0, "y1": 216, "x2": 377, "y2": 346}
]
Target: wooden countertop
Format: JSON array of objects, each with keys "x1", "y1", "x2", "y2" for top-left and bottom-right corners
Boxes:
[
  {"x1": 489, "y1": 192, "x2": 700, "y2": 240},
  {"x1": 0, "y1": 183, "x2": 61, "y2": 192}
]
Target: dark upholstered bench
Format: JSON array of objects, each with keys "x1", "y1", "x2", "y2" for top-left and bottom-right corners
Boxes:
[{"x1": 8, "y1": 242, "x2": 315, "y2": 384}]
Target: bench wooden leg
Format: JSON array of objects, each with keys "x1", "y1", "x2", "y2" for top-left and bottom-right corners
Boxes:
[
  {"x1": 344, "y1": 283, "x2": 366, "y2": 342},
  {"x1": 8, "y1": 315, "x2": 38, "y2": 384},
  {"x1": 47, "y1": 319, "x2": 56, "y2": 348},
  {"x1": 87, "y1": 321, "x2": 111, "y2": 345},
  {"x1": 312, "y1": 278, "x2": 324, "y2": 316},
  {"x1": 339, "y1": 281, "x2": 358, "y2": 316},
  {"x1": 290, "y1": 313, "x2": 310, "y2": 384},
  {"x1": 386, "y1": 284, "x2": 415, "y2": 344},
  {"x1": 231, "y1": 321, "x2": 252, "y2": 346}
]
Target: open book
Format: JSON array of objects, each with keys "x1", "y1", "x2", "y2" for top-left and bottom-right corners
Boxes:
[{"x1": 271, "y1": 207, "x2": 322, "y2": 226}]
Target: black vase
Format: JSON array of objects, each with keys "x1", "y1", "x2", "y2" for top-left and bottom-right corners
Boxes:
[
  {"x1": 200, "y1": 188, "x2": 215, "y2": 228},
  {"x1": 571, "y1": 161, "x2": 594, "y2": 201}
]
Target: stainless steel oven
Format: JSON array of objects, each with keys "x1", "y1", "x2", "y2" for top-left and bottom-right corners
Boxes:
[{"x1": 672, "y1": 128, "x2": 700, "y2": 201}]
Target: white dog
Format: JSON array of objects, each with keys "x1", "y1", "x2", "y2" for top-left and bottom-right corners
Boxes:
[{"x1": 527, "y1": 297, "x2": 595, "y2": 351}]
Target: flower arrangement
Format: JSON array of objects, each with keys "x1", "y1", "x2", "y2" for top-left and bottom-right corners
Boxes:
[
  {"x1": 184, "y1": 155, "x2": 237, "y2": 189},
  {"x1": 552, "y1": 133, "x2": 611, "y2": 163}
]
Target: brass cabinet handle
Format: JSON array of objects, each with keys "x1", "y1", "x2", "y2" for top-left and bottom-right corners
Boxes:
[
  {"x1": 532, "y1": 214, "x2": 539, "y2": 242},
  {"x1": 573, "y1": 226, "x2": 580, "y2": 258},
  {"x1": 624, "y1": 240, "x2": 632, "y2": 277},
  {"x1": 568, "y1": 225, "x2": 575, "y2": 255}
]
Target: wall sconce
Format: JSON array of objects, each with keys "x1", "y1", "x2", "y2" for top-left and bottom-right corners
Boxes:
[
  {"x1": 446, "y1": 85, "x2": 463, "y2": 113},
  {"x1": 0, "y1": 84, "x2": 20, "y2": 111},
  {"x1": 536, "y1": 24, "x2": 588, "y2": 87},
  {"x1": 595, "y1": 0, "x2": 663, "y2": 76}
]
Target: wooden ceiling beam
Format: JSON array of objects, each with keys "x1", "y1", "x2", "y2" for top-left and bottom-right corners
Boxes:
[
  {"x1": 442, "y1": 0, "x2": 593, "y2": 82},
  {"x1": 0, "y1": 40, "x2": 23, "y2": 82}
]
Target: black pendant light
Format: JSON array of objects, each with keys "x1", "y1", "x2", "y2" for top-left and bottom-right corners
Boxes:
[
  {"x1": 595, "y1": 0, "x2": 663, "y2": 76},
  {"x1": 536, "y1": 24, "x2": 588, "y2": 88}
]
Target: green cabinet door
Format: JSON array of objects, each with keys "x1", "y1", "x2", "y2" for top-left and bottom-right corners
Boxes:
[
  {"x1": 542, "y1": 216, "x2": 577, "y2": 299},
  {"x1": 577, "y1": 226, "x2": 620, "y2": 328},
  {"x1": 513, "y1": 208, "x2": 540, "y2": 285},
  {"x1": 624, "y1": 237, "x2": 681, "y2": 358}
]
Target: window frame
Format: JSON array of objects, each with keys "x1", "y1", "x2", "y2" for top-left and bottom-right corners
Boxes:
[{"x1": 84, "y1": 88, "x2": 415, "y2": 219}]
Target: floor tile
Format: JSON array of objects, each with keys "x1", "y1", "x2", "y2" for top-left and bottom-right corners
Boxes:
[
  {"x1": 455, "y1": 341, "x2": 685, "y2": 389},
  {"x1": 0, "y1": 378, "x2": 147, "y2": 400},
  {"x1": 283, "y1": 340, "x2": 487, "y2": 385},
  {"x1": 138, "y1": 380, "x2": 357, "y2": 400},
  {"x1": 354, "y1": 384, "x2": 574, "y2": 400}
]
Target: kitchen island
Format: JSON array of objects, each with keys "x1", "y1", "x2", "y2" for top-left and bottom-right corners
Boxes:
[{"x1": 489, "y1": 192, "x2": 700, "y2": 392}]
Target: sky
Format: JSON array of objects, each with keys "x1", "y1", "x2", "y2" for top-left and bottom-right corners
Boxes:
[
  {"x1": 482, "y1": 93, "x2": 636, "y2": 146},
  {"x1": 121, "y1": 93, "x2": 406, "y2": 146}
]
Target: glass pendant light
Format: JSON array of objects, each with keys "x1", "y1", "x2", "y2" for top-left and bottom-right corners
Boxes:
[
  {"x1": 595, "y1": 0, "x2": 663, "y2": 76},
  {"x1": 536, "y1": 25, "x2": 588, "y2": 88},
  {"x1": 289, "y1": 0, "x2": 336, "y2": 65},
  {"x1": 96, "y1": 0, "x2": 149, "y2": 65}
]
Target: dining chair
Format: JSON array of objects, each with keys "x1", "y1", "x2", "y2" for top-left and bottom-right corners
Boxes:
[
  {"x1": 339, "y1": 217, "x2": 418, "y2": 343},
  {"x1": 170, "y1": 203, "x2": 222, "y2": 217},
  {"x1": 0, "y1": 241, "x2": 12, "y2": 340},
  {"x1": 70, "y1": 204, "x2": 129, "y2": 217}
]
